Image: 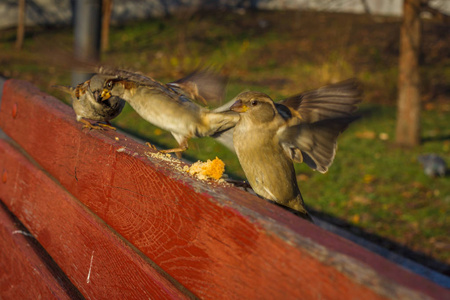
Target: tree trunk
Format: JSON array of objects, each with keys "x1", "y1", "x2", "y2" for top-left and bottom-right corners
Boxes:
[
  {"x1": 395, "y1": 0, "x2": 422, "y2": 147},
  {"x1": 15, "y1": 0, "x2": 26, "y2": 50},
  {"x1": 101, "y1": 0, "x2": 112, "y2": 52}
]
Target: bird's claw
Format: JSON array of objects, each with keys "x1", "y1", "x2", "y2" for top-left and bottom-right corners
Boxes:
[
  {"x1": 98, "y1": 123, "x2": 117, "y2": 131},
  {"x1": 159, "y1": 147, "x2": 185, "y2": 159},
  {"x1": 84, "y1": 124, "x2": 104, "y2": 131},
  {"x1": 80, "y1": 119, "x2": 104, "y2": 131},
  {"x1": 145, "y1": 142, "x2": 157, "y2": 150}
]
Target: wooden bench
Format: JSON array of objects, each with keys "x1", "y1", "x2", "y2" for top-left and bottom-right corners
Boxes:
[{"x1": 0, "y1": 78, "x2": 447, "y2": 299}]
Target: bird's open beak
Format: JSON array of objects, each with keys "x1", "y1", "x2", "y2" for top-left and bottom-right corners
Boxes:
[
  {"x1": 101, "y1": 89, "x2": 112, "y2": 101},
  {"x1": 230, "y1": 100, "x2": 248, "y2": 113}
]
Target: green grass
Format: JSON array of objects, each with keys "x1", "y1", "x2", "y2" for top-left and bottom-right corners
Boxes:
[
  {"x1": 299, "y1": 104, "x2": 450, "y2": 263},
  {"x1": 0, "y1": 10, "x2": 449, "y2": 264}
]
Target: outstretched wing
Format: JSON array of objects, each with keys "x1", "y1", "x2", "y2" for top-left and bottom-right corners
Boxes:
[
  {"x1": 98, "y1": 66, "x2": 164, "y2": 90},
  {"x1": 278, "y1": 117, "x2": 358, "y2": 173},
  {"x1": 100, "y1": 67, "x2": 227, "y2": 107},
  {"x1": 280, "y1": 79, "x2": 362, "y2": 122},
  {"x1": 277, "y1": 79, "x2": 362, "y2": 173},
  {"x1": 167, "y1": 68, "x2": 227, "y2": 106}
]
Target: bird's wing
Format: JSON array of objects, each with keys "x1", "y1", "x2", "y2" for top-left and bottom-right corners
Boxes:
[
  {"x1": 193, "y1": 97, "x2": 239, "y2": 153},
  {"x1": 205, "y1": 111, "x2": 240, "y2": 137},
  {"x1": 99, "y1": 67, "x2": 224, "y2": 107},
  {"x1": 167, "y1": 69, "x2": 227, "y2": 106},
  {"x1": 275, "y1": 79, "x2": 362, "y2": 172},
  {"x1": 279, "y1": 79, "x2": 362, "y2": 123},
  {"x1": 98, "y1": 66, "x2": 158, "y2": 86},
  {"x1": 278, "y1": 117, "x2": 358, "y2": 173}
]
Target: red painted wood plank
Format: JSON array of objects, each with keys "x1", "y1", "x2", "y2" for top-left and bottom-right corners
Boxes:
[
  {"x1": 0, "y1": 139, "x2": 191, "y2": 300},
  {"x1": 0, "y1": 203, "x2": 74, "y2": 300},
  {"x1": 0, "y1": 79, "x2": 447, "y2": 299}
]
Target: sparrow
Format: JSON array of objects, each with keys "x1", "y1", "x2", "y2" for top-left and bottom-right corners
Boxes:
[
  {"x1": 98, "y1": 67, "x2": 226, "y2": 106},
  {"x1": 230, "y1": 79, "x2": 362, "y2": 221},
  {"x1": 53, "y1": 74, "x2": 125, "y2": 130},
  {"x1": 99, "y1": 69, "x2": 239, "y2": 154}
]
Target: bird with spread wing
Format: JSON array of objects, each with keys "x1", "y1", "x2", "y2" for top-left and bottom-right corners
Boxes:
[
  {"x1": 99, "y1": 68, "x2": 239, "y2": 155},
  {"x1": 230, "y1": 79, "x2": 362, "y2": 221}
]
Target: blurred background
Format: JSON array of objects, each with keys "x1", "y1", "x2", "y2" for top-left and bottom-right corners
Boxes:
[{"x1": 0, "y1": 0, "x2": 449, "y2": 276}]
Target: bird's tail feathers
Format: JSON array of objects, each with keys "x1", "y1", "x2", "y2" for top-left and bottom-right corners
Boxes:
[
  {"x1": 270, "y1": 197, "x2": 314, "y2": 223},
  {"x1": 52, "y1": 85, "x2": 74, "y2": 94}
]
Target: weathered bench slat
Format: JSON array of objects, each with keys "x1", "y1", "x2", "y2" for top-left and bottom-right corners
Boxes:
[
  {"x1": 0, "y1": 203, "x2": 75, "y2": 300},
  {"x1": 0, "y1": 79, "x2": 447, "y2": 299},
  {"x1": 0, "y1": 139, "x2": 190, "y2": 299}
]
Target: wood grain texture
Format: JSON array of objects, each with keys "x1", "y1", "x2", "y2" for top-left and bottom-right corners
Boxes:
[
  {"x1": 0, "y1": 202, "x2": 75, "y2": 300},
  {"x1": 0, "y1": 140, "x2": 190, "y2": 300},
  {"x1": 0, "y1": 78, "x2": 447, "y2": 300}
]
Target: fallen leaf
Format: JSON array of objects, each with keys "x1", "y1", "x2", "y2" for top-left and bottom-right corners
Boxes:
[
  {"x1": 355, "y1": 130, "x2": 376, "y2": 139},
  {"x1": 379, "y1": 132, "x2": 389, "y2": 140},
  {"x1": 297, "y1": 174, "x2": 310, "y2": 181},
  {"x1": 352, "y1": 195, "x2": 371, "y2": 204},
  {"x1": 351, "y1": 214, "x2": 360, "y2": 223},
  {"x1": 363, "y1": 174, "x2": 375, "y2": 184}
]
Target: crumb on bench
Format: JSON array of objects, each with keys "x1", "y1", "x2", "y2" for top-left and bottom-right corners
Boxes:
[
  {"x1": 145, "y1": 151, "x2": 226, "y2": 183},
  {"x1": 184, "y1": 157, "x2": 225, "y2": 181}
]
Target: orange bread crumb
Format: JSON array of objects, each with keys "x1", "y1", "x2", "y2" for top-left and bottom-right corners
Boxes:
[{"x1": 184, "y1": 157, "x2": 225, "y2": 181}]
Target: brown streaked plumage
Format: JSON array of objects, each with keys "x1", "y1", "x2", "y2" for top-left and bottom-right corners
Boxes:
[
  {"x1": 100, "y1": 69, "x2": 239, "y2": 154},
  {"x1": 230, "y1": 79, "x2": 362, "y2": 221},
  {"x1": 53, "y1": 74, "x2": 125, "y2": 130}
]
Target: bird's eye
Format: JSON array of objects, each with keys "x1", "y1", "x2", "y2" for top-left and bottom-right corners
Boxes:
[
  {"x1": 107, "y1": 81, "x2": 113, "y2": 89},
  {"x1": 251, "y1": 100, "x2": 258, "y2": 106}
]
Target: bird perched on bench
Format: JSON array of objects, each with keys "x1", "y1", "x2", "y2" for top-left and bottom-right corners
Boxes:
[
  {"x1": 99, "y1": 69, "x2": 239, "y2": 155},
  {"x1": 230, "y1": 79, "x2": 362, "y2": 221},
  {"x1": 53, "y1": 74, "x2": 125, "y2": 130}
]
